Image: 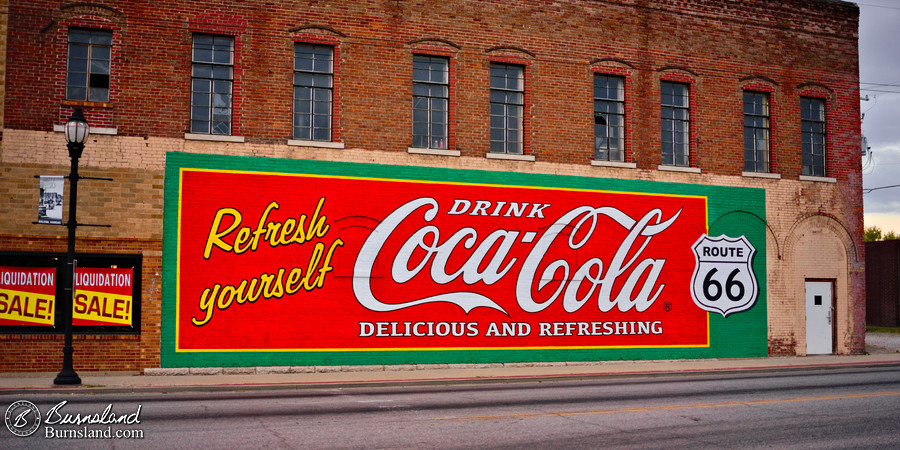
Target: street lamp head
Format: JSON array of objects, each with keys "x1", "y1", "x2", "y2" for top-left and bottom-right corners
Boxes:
[{"x1": 64, "y1": 108, "x2": 90, "y2": 145}]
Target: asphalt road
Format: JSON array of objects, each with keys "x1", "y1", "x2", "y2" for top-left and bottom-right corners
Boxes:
[{"x1": 2, "y1": 365, "x2": 899, "y2": 448}]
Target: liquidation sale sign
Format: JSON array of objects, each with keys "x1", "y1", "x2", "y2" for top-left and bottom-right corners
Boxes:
[
  {"x1": 163, "y1": 153, "x2": 768, "y2": 367},
  {"x1": 73, "y1": 267, "x2": 134, "y2": 326},
  {"x1": 0, "y1": 266, "x2": 56, "y2": 326}
]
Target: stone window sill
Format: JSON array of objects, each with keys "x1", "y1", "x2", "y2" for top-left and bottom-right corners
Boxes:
[
  {"x1": 184, "y1": 133, "x2": 245, "y2": 143},
  {"x1": 658, "y1": 165, "x2": 701, "y2": 174},
  {"x1": 408, "y1": 147, "x2": 460, "y2": 156},
  {"x1": 742, "y1": 171, "x2": 782, "y2": 179},
  {"x1": 288, "y1": 140, "x2": 345, "y2": 149},
  {"x1": 592, "y1": 160, "x2": 637, "y2": 169},
  {"x1": 486, "y1": 153, "x2": 535, "y2": 162},
  {"x1": 799, "y1": 175, "x2": 837, "y2": 183}
]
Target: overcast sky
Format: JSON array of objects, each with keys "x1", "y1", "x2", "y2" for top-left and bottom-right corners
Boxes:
[{"x1": 858, "y1": 0, "x2": 900, "y2": 233}]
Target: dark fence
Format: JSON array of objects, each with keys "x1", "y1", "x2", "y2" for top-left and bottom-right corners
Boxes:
[{"x1": 866, "y1": 240, "x2": 900, "y2": 327}]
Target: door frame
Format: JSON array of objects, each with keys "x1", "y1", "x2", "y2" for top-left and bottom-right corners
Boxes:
[{"x1": 805, "y1": 278, "x2": 836, "y2": 355}]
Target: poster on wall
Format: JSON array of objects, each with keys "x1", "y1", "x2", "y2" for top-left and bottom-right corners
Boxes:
[
  {"x1": 0, "y1": 266, "x2": 56, "y2": 326},
  {"x1": 163, "y1": 152, "x2": 767, "y2": 367},
  {"x1": 73, "y1": 267, "x2": 135, "y2": 327}
]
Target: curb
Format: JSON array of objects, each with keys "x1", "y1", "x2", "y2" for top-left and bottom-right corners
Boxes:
[{"x1": 4, "y1": 359, "x2": 899, "y2": 397}]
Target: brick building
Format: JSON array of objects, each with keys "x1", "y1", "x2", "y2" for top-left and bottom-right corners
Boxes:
[{"x1": 0, "y1": 0, "x2": 864, "y2": 372}]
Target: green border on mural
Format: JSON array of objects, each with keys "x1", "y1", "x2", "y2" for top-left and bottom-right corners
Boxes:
[{"x1": 162, "y1": 152, "x2": 768, "y2": 367}]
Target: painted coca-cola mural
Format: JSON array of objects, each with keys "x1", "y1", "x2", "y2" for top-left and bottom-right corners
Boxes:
[{"x1": 162, "y1": 153, "x2": 768, "y2": 367}]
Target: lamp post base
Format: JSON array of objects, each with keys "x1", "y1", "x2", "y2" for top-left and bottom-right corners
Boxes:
[
  {"x1": 53, "y1": 371, "x2": 82, "y2": 385},
  {"x1": 53, "y1": 346, "x2": 81, "y2": 385}
]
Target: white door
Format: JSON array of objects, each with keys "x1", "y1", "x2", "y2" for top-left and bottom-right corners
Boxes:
[{"x1": 805, "y1": 281, "x2": 834, "y2": 355}]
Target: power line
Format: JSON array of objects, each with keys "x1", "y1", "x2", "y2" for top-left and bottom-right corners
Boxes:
[
  {"x1": 860, "y1": 81, "x2": 900, "y2": 87},
  {"x1": 863, "y1": 184, "x2": 900, "y2": 194}
]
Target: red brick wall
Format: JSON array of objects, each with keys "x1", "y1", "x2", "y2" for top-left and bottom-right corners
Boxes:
[
  {"x1": 6, "y1": 1, "x2": 860, "y2": 172},
  {"x1": 0, "y1": 236, "x2": 160, "y2": 372}
]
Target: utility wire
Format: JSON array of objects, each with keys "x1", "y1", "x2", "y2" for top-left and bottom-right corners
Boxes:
[{"x1": 864, "y1": 184, "x2": 900, "y2": 194}]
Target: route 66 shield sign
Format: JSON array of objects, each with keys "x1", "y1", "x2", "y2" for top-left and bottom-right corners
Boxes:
[{"x1": 690, "y1": 234, "x2": 758, "y2": 317}]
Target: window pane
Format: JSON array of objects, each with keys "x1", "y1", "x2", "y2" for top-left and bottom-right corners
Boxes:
[
  {"x1": 313, "y1": 100, "x2": 330, "y2": 115},
  {"x1": 413, "y1": 107, "x2": 429, "y2": 123},
  {"x1": 313, "y1": 127, "x2": 330, "y2": 141},
  {"x1": 213, "y1": 80, "x2": 231, "y2": 94},
  {"x1": 212, "y1": 66, "x2": 232, "y2": 80},
  {"x1": 412, "y1": 67, "x2": 430, "y2": 82},
  {"x1": 192, "y1": 106, "x2": 210, "y2": 121},
  {"x1": 67, "y1": 72, "x2": 87, "y2": 88},
  {"x1": 312, "y1": 74, "x2": 332, "y2": 88},
  {"x1": 191, "y1": 120, "x2": 208, "y2": 134},
  {"x1": 313, "y1": 115, "x2": 330, "y2": 128},
  {"x1": 91, "y1": 45, "x2": 110, "y2": 61},
  {"x1": 68, "y1": 57, "x2": 88, "y2": 73},
  {"x1": 212, "y1": 121, "x2": 230, "y2": 135},
  {"x1": 193, "y1": 46, "x2": 212, "y2": 63},
  {"x1": 89, "y1": 73, "x2": 109, "y2": 89},
  {"x1": 212, "y1": 93, "x2": 230, "y2": 107},
  {"x1": 192, "y1": 65, "x2": 212, "y2": 78},
  {"x1": 412, "y1": 97, "x2": 429, "y2": 111},
  {"x1": 295, "y1": 99, "x2": 311, "y2": 114},
  {"x1": 91, "y1": 30, "x2": 113, "y2": 46},
  {"x1": 69, "y1": 44, "x2": 89, "y2": 59},
  {"x1": 67, "y1": 86, "x2": 86, "y2": 101},
  {"x1": 295, "y1": 86, "x2": 312, "y2": 101},
  {"x1": 90, "y1": 59, "x2": 110, "y2": 75},
  {"x1": 68, "y1": 29, "x2": 92, "y2": 44}
]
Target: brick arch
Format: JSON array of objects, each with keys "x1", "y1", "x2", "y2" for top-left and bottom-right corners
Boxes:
[
  {"x1": 784, "y1": 212, "x2": 859, "y2": 264},
  {"x1": 485, "y1": 46, "x2": 535, "y2": 60},
  {"x1": 781, "y1": 212, "x2": 861, "y2": 355},
  {"x1": 56, "y1": 2, "x2": 125, "y2": 23},
  {"x1": 589, "y1": 58, "x2": 635, "y2": 70},
  {"x1": 287, "y1": 25, "x2": 345, "y2": 38},
  {"x1": 739, "y1": 74, "x2": 779, "y2": 86},
  {"x1": 709, "y1": 209, "x2": 780, "y2": 259},
  {"x1": 407, "y1": 38, "x2": 460, "y2": 50},
  {"x1": 656, "y1": 65, "x2": 699, "y2": 77}
]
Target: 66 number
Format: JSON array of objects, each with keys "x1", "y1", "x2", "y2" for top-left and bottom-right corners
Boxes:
[{"x1": 702, "y1": 267, "x2": 745, "y2": 302}]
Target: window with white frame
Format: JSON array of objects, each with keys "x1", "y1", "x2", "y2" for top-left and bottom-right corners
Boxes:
[
  {"x1": 490, "y1": 63, "x2": 524, "y2": 154},
  {"x1": 660, "y1": 81, "x2": 690, "y2": 167},
  {"x1": 412, "y1": 55, "x2": 449, "y2": 149},
  {"x1": 66, "y1": 28, "x2": 112, "y2": 102},
  {"x1": 744, "y1": 91, "x2": 770, "y2": 173},
  {"x1": 191, "y1": 34, "x2": 234, "y2": 135},
  {"x1": 801, "y1": 97, "x2": 826, "y2": 177},
  {"x1": 594, "y1": 75, "x2": 625, "y2": 161},
  {"x1": 293, "y1": 44, "x2": 333, "y2": 141}
]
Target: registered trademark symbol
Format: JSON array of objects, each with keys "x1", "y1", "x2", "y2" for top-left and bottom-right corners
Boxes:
[{"x1": 663, "y1": 301, "x2": 672, "y2": 311}]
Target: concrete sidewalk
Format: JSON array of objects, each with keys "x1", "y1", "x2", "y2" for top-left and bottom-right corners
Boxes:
[{"x1": 2, "y1": 352, "x2": 899, "y2": 395}]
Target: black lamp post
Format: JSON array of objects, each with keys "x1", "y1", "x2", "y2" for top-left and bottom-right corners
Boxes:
[{"x1": 54, "y1": 108, "x2": 89, "y2": 386}]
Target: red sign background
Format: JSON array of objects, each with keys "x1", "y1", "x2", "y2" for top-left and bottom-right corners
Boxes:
[{"x1": 176, "y1": 169, "x2": 709, "y2": 351}]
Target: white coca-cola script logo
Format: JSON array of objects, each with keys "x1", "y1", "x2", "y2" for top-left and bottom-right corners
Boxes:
[{"x1": 352, "y1": 198, "x2": 681, "y2": 316}]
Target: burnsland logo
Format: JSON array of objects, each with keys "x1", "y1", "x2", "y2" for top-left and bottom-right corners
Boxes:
[{"x1": 353, "y1": 197, "x2": 681, "y2": 315}]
